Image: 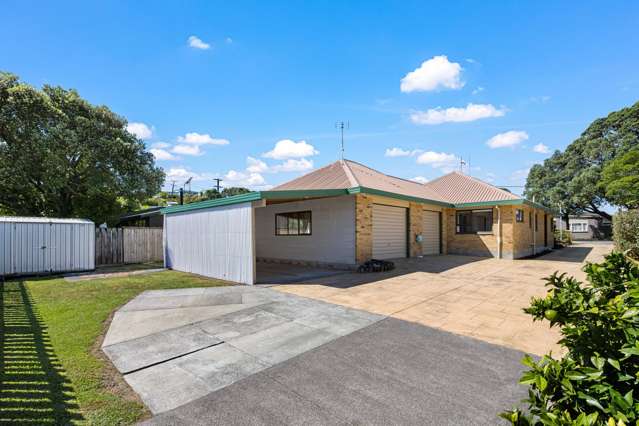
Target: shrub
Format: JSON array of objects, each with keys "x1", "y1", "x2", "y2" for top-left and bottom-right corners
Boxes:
[
  {"x1": 554, "y1": 229, "x2": 572, "y2": 246},
  {"x1": 613, "y1": 210, "x2": 639, "y2": 260},
  {"x1": 501, "y1": 252, "x2": 639, "y2": 425}
]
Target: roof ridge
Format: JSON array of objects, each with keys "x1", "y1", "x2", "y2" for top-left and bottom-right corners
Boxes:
[
  {"x1": 459, "y1": 173, "x2": 522, "y2": 199},
  {"x1": 422, "y1": 171, "x2": 455, "y2": 187},
  {"x1": 344, "y1": 159, "x2": 423, "y2": 187},
  {"x1": 341, "y1": 159, "x2": 360, "y2": 187}
]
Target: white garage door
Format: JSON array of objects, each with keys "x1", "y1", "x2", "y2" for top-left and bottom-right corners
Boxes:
[
  {"x1": 422, "y1": 210, "x2": 441, "y2": 255},
  {"x1": 372, "y1": 204, "x2": 407, "y2": 259}
]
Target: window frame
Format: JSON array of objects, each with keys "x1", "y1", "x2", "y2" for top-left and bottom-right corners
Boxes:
[
  {"x1": 515, "y1": 209, "x2": 524, "y2": 223},
  {"x1": 570, "y1": 222, "x2": 588, "y2": 233},
  {"x1": 455, "y1": 209, "x2": 494, "y2": 234},
  {"x1": 275, "y1": 210, "x2": 312, "y2": 236}
]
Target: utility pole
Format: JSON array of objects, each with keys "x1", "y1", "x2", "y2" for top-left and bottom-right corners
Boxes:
[
  {"x1": 184, "y1": 177, "x2": 193, "y2": 194},
  {"x1": 213, "y1": 178, "x2": 223, "y2": 193},
  {"x1": 170, "y1": 181, "x2": 175, "y2": 198},
  {"x1": 335, "y1": 121, "x2": 349, "y2": 160}
]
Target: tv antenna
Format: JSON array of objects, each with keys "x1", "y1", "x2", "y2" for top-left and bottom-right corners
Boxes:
[
  {"x1": 335, "y1": 121, "x2": 349, "y2": 159},
  {"x1": 184, "y1": 177, "x2": 193, "y2": 194},
  {"x1": 459, "y1": 157, "x2": 466, "y2": 172}
]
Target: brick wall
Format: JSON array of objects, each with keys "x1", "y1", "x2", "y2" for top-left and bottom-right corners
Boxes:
[
  {"x1": 409, "y1": 202, "x2": 423, "y2": 257},
  {"x1": 355, "y1": 194, "x2": 373, "y2": 263},
  {"x1": 512, "y1": 206, "x2": 554, "y2": 257}
]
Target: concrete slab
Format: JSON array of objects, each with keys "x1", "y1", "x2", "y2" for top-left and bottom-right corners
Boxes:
[
  {"x1": 104, "y1": 286, "x2": 381, "y2": 414},
  {"x1": 103, "y1": 304, "x2": 255, "y2": 346},
  {"x1": 103, "y1": 324, "x2": 222, "y2": 374},
  {"x1": 256, "y1": 261, "x2": 346, "y2": 284},
  {"x1": 144, "y1": 318, "x2": 528, "y2": 425}
]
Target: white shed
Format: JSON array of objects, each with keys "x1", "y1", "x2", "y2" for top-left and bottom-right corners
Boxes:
[{"x1": 0, "y1": 216, "x2": 95, "y2": 276}]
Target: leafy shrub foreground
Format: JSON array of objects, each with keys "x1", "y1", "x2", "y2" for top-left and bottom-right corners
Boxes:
[
  {"x1": 613, "y1": 210, "x2": 639, "y2": 260},
  {"x1": 501, "y1": 252, "x2": 639, "y2": 425}
]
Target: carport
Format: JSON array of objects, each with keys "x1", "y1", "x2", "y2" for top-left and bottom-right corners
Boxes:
[{"x1": 162, "y1": 189, "x2": 355, "y2": 285}]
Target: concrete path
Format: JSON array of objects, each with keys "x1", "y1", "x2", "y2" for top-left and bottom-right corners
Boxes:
[
  {"x1": 102, "y1": 286, "x2": 383, "y2": 414},
  {"x1": 143, "y1": 318, "x2": 527, "y2": 425},
  {"x1": 276, "y1": 242, "x2": 613, "y2": 355}
]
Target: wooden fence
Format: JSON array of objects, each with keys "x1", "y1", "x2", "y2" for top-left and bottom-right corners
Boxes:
[{"x1": 95, "y1": 227, "x2": 163, "y2": 266}]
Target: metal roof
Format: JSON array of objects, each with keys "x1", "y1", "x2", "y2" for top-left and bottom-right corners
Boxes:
[
  {"x1": 0, "y1": 216, "x2": 94, "y2": 224},
  {"x1": 162, "y1": 159, "x2": 553, "y2": 215}
]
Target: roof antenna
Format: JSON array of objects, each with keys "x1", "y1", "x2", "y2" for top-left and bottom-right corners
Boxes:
[
  {"x1": 335, "y1": 121, "x2": 349, "y2": 160},
  {"x1": 459, "y1": 157, "x2": 466, "y2": 173}
]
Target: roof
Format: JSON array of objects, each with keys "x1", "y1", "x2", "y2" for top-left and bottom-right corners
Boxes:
[
  {"x1": 163, "y1": 159, "x2": 553, "y2": 215},
  {"x1": 119, "y1": 206, "x2": 164, "y2": 220},
  {"x1": 0, "y1": 216, "x2": 93, "y2": 224},
  {"x1": 423, "y1": 171, "x2": 520, "y2": 204}
]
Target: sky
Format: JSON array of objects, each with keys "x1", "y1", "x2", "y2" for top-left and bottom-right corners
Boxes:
[{"x1": 2, "y1": 1, "x2": 638, "y2": 195}]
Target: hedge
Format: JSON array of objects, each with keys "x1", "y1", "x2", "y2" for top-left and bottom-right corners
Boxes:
[{"x1": 613, "y1": 210, "x2": 639, "y2": 259}]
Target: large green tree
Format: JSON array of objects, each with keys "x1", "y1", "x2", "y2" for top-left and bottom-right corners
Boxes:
[
  {"x1": 601, "y1": 148, "x2": 639, "y2": 209},
  {"x1": 525, "y1": 101, "x2": 639, "y2": 221},
  {"x1": 0, "y1": 72, "x2": 164, "y2": 224}
]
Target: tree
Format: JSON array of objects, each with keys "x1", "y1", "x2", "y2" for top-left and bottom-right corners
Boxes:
[
  {"x1": 0, "y1": 72, "x2": 164, "y2": 224},
  {"x1": 201, "y1": 187, "x2": 251, "y2": 200},
  {"x1": 525, "y1": 101, "x2": 639, "y2": 220},
  {"x1": 601, "y1": 149, "x2": 639, "y2": 209}
]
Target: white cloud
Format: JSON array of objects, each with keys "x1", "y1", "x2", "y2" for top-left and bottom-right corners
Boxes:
[
  {"x1": 472, "y1": 86, "x2": 484, "y2": 95},
  {"x1": 225, "y1": 170, "x2": 265, "y2": 186},
  {"x1": 271, "y1": 158, "x2": 314, "y2": 172},
  {"x1": 510, "y1": 168, "x2": 531, "y2": 183},
  {"x1": 188, "y1": 35, "x2": 210, "y2": 50},
  {"x1": 385, "y1": 147, "x2": 421, "y2": 157},
  {"x1": 246, "y1": 156, "x2": 269, "y2": 173},
  {"x1": 127, "y1": 122, "x2": 153, "y2": 140},
  {"x1": 465, "y1": 58, "x2": 478, "y2": 64},
  {"x1": 262, "y1": 139, "x2": 318, "y2": 160},
  {"x1": 165, "y1": 167, "x2": 206, "y2": 182},
  {"x1": 486, "y1": 130, "x2": 529, "y2": 149},
  {"x1": 172, "y1": 144, "x2": 204, "y2": 156},
  {"x1": 177, "y1": 132, "x2": 229, "y2": 145},
  {"x1": 225, "y1": 37, "x2": 233, "y2": 44},
  {"x1": 416, "y1": 151, "x2": 458, "y2": 172},
  {"x1": 411, "y1": 176, "x2": 429, "y2": 184},
  {"x1": 151, "y1": 142, "x2": 170, "y2": 149},
  {"x1": 150, "y1": 148, "x2": 178, "y2": 161},
  {"x1": 530, "y1": 95, "x2": 551, "y2": 104},
  {"x1": 410, "y1": 103, "x2": 506, "y2": 125},
  {"x1": 400, "y1": 55, "x2": 464, "y2": 93},
  {"x1": 533, "y1": 143, "x2": 550, "y2": 154}
]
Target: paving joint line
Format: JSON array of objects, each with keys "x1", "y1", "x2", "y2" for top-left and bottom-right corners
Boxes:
[{"x1": 122, "y1": 341, "x2": 225, "y2": 375}]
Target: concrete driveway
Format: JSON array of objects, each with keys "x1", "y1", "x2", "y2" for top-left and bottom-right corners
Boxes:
[{"x1": 276, "y1": 242, "x2": 612, "y2": 355}]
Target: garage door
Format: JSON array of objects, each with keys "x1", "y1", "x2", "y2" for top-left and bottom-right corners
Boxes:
[
  {"x1": 422, "y1": 210, "x2": 441, "y2": 255},
  {"x1": 372, "y1": 204, "x2": 407, "y2": 259}
]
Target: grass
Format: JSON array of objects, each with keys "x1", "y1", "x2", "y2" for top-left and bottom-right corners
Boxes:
[{"x1": 0, "y1": 270, "x2": 231, "y2": 425}]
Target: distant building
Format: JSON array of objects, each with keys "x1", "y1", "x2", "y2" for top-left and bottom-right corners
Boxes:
[
  {"x1": 118, "y1": 206, "x2": 164, "y2": 228},
  {"x1": 554, "y1": 213, "x2": 612, "y2": 240}
]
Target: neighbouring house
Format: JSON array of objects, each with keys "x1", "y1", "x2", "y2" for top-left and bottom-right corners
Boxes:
[
  {"x1": 118, "y1": 206, "x2": 164, "y2": 228},
  {"x1": 161, "y1": 159, "x2": 554, "y2": 284},
  {"x1": 554, "y1": 213, "x2": 612, "y2": 241}
]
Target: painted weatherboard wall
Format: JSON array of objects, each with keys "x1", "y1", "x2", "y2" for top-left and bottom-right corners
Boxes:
[
  {"x1": 0, "y1": 217, "x2": 95, "y2": 276},
  {"x1": 255, "y1": 195, "x2": 356, "y2": 266},
  {"x1": 164, "y1": 202, "x2": 255, "y2": 285}
]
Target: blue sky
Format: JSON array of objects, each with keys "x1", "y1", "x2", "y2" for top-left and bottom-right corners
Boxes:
[{"x1": 2, "y1": 1, "x2": 638, "y2": 194}]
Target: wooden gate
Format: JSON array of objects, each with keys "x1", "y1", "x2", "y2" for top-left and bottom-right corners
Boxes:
[{"x1": 95, "y1": 227, "x2": 163, "y2": 265}]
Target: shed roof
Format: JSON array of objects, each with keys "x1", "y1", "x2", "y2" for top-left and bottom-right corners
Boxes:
[{"x1": 0, "y1": 216, "x2": 94, "y2": 224}]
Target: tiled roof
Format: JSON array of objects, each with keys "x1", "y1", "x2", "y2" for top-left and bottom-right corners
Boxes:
[
  {"x1": 423, "y1": 171, "x2": 521, "y2": 203},
  {"x1": 274, "y1": 159, "x2": 521, "y2": 205}
]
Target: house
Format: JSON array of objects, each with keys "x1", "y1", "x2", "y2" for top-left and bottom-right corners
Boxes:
[
  {"x1": 161, "y1": 159, "x2": 554, "y2": 285},
  {"x1": 118, "y1": 206, "x2": 164, "y2": 228},
  {"x1": 554, "y1": 213, "x2": 612, "y2": 241}
]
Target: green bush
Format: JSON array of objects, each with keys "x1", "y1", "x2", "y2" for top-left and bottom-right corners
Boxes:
[
  {"x1": 613, "y1": 210, "x2": 639, "y2": 260},
  {"x1": 554, "y1": 229, "x2": 573, "y2": 246},
  {"x1": 501, "y1": 252, "x2": 639, "y2": 425}
]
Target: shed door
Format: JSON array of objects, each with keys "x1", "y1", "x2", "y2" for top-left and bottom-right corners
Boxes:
[
  {"x1": 372, "y1": 204, "x2": 407, "y2": 259},
  {"x1": 422, "y1": 210, "x2": 441, "y2": 255}
]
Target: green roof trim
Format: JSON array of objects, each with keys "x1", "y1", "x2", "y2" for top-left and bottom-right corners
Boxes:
[
  {"x1": 347, "y1": 186, "x2": 454, "y2": 207},
  {"x1": 161, "y1": 186, "x2": 553, "y2": 215}
]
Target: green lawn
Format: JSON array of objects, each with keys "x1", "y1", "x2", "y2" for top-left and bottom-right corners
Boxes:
[{"x1": 0, "y1": 270, "x2": 231, "y2": 425}]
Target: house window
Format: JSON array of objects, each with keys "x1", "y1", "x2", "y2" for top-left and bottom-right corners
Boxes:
[
  {"x1": 456, "y1": 209, "x2": 493, "y2": 234},
  {"x1": 571, "y1": 222, "x2": 588, "y2": 233},
  {"x1": 515, "y1": 209, "x2": 524, "y2": 223},
  {"x1": 275, "y1": 211, "x2": 312, "y2": 236}
]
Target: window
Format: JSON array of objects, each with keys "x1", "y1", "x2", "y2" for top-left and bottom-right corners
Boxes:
[
  {"x1": 515, "y1": 209, "x2": 524, "y2": 223},
  {"x1": 275, "y1": 211, "x2": 312, "y2": 235},
  {"x1": 456, "y1": 209, "x2": 493, "y2": 234},
  {"x1": 571, "y1": 222, "x2": 588, "y2": 233}
]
